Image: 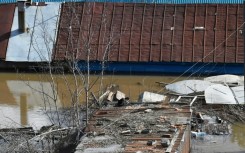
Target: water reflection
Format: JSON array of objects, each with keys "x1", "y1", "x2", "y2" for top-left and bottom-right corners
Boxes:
[
  {"x1": 1, "y1": 73, "x2": 245, "y2": 151},
  {"x1": 1, "y1": 73, "x2": 179, "y2": 107},
  {"x1": 20, "y1": 94, "x2": 27, "y2": 126},
  {"x1": 0, "y1": 104, "x2": 51, "y2": 130},
  {"x1": 231, "y1": 123, "x2": 245, "y2": 149},
  {"x1": 0, "y1": 73, "x2": 177, "y2": 129},
  {"x1": 7, "y1": 80, "x2": 61, "y2": 108}
]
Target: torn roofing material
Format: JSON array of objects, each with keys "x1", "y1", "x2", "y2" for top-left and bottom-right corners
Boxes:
[
  {"x1": 165, "y1": 80, "x2": 214, "y2": 95},
  {"x1": 204, "y1": 74, "x2": 244, "y2": 86},
  {"x1": 205, "y1": 84, "x2": 245, "y2": 104}
]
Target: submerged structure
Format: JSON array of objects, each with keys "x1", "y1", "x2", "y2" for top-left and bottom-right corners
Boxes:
[
  {"x1": 0, "y1": 0, "x2": 244, "y2": 75},
  {"x1": 76, "y1": 104, "x2": 191, "y2": 153}
]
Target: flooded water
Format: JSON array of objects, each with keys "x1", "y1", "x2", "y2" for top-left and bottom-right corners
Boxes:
[
  {"x1": 0, "y1": 72, "x2": 182, "y2": 129},
  {"x1": 192, "y1": 123, "x2": 245, "y2": 153},
  {"x1": 0, "y1": 72, "x2": 245, "y2": 152}
]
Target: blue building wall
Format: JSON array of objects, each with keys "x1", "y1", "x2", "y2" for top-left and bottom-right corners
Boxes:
[{"x1": 77, "y1": 61, "x2": 244, "y2": 75}]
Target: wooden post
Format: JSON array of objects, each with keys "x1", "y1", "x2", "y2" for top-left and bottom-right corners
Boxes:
[{"x1": 17, "y1": 0, "x2": 26, "y2": 33}]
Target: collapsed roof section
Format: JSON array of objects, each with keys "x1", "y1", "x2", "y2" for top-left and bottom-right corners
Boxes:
[{"x1": 77, "y1": 105, "x2": 191, "y2": 153}]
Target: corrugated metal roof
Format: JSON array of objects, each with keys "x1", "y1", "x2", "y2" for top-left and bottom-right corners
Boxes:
[
  {"x1": 0, "y1": 4, "x2": 15, "y2": 59},
  {"x1": 0, "y1": 0, "x2": 244, "y2": 4},
  {"x1": 54, "y1": 3, "x2": 244, "y2": 63},
  {"x1": 5, "y1": 2, "x2": 60, "y2": 62}
]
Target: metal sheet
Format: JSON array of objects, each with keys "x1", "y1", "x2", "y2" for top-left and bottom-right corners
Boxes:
[
  {"x1": 6, "y1": 2, "x2": 60, "y2": 62},
  {"x1": 0, "y1": 4, "x2": 15, "y2": 60},
  {"x1": 166, "y1": 80, "x2": 215, "y2": 95},
  {"x1": 204, "y1": 74, "x2": 244, "y2": 85},
  {"x1": 205, "y1": 84, "x2": 245, "y2": 104}
]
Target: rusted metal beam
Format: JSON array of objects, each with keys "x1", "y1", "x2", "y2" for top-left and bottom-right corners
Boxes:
[
  {"x1": 236, "y1": 4, "x2": 239, "y2": 63},
  {"x1": 149, "y1": 3, "x2": 156, "y2": 61},
  {"x1": 214, "y1": 4, "x2": 218, "y2": 62},
  {"x1": 110, "y1": 3, "x2": 115, "y2": 60},
  {"x1": 88, "y1": 3, "x2": 95, "y2": 52},
  {"x1": 160, "y1": 5, "x2": 166, "y2": 62},
  {"x1": 129, "y1": 3, "x2": 136, "y2": 61},
  {"x1": 96, "y1": 3, "x2": 104, "y2": 60},
  {"x1": 192, "y1": 4, "x2": 197, "y2": 62},
  {"x1": 77, "y1": 3, "x2": 85, "y2": 59},
  {"x1": 171, "y1": 5, "x2": 176, "y2": 61},
  {"x1": 181, "y1": 4, "x2": 187, "y2": 62},
  {"x1": 225, "y1": 5, "x2": 228, "y2": 63},
  {"x1": 65, "y1": 4, "x2": 72, "y2": 58},
  {"x1": 139, "y1": 4, "x2": 146, "y2": 62},
  {"x1": 118, "y1": 3, "x2": 125, "y2": 61},
  {"x1": 203, "y1": 4, "x2": 207, "y2": 62}
]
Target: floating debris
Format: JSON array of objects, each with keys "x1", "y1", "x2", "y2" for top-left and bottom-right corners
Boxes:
[
  {"x1": 138, "y1": 91, "x2": 166, "y2": 103},
  {"x1": 204, "y1": 74, "x2": 244, "y2": 86},
  {"x1": 166, "y1": 80, "x2": 214, "y2": 95},
  {"x1": 205, "y1": 84, "x2": 244, "y2": 104}
]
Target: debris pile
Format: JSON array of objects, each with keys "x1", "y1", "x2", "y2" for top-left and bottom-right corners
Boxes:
[
  {"x1": 1, "y1": 74, "x2": 243, "y2": 153},
  {"x1": 75, "y1": 103, "x2": 191, "y2": 153},
  {"x1": 165, "y1": 74, "x2": 244, "y2": 105},
  {"x1": 98, "y1": 85, "x2": 130, "y2": 107},
  {"x1": 0, "y1": 125, "x2": 77, "y2": 153},
  {"x1": 164, "y1": 74, "x2": 244, "y2": 152}
]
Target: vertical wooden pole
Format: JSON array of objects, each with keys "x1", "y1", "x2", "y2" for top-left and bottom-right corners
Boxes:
[
  {"x1": 17, "y1": 0, "x2": 26, "y2": 33},
  {"x1": 20, "y1": 93, "x2": 27, "y2": 126}
]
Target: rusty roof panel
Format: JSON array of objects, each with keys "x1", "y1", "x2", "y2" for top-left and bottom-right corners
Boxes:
[
  {"x1": 54, "y1": 3, "x2": 244, "y2": 64},
  {"x1": 0, "y1": 4, "x2": 15, "y2": 60}
]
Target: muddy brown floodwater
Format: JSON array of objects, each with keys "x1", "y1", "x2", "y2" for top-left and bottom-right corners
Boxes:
[
  {"x1": 192, "y1": 123, "x2": 245, "y2": 153},
  {"x1": 0, "y1": 72, "x2": 182, "y2": 129},
  {"x1": 0, "y1": 72, "x2": 245, "y2": 152}
]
